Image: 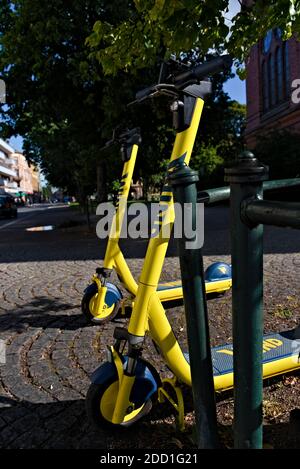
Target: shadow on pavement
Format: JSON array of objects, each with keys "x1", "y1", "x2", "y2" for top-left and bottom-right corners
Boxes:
[
  {"x1": 0, "y1": 297, "x2": 89, "y2": 333},
  {"x1": 0, "y1": 205, "x2": 300, "y2": 263},
  {"x1": 0, "y1": 394, "x2": 187, "y2": 449},
  {"x1": 0, "y1": 393, "x2": 299, "y2": 448}
]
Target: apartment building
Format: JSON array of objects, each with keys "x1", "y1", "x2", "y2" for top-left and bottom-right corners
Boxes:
[
  {"x1": 12, "y1": 152, "x2": 34, "y2": 194},
  {"x1": 30, "y1": 164, "x2": 40, "y2": 194},
  {"x1": 0, "y1": 139, "x2": 40, "y2": 199},
  {"x1": 0, "y1": 139, "x2": 20, "y2": 195}
]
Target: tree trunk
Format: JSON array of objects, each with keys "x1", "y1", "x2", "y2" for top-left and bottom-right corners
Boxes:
[
  {"x1": 85, "y1": 196, "x2": 91, "y2": 230},
  {"x1": 97, "y1": 161, "x2": 107, "y2": 202}
]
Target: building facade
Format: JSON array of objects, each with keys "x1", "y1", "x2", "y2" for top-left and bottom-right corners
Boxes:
[
  {"x1": 30, "y1": 165, "x2": 41, "y2": 202},
  {"x1": 12, "y1": 152, "x2": 34, "y2": 194},
  {"x1": 245, "y1": 30, "x2": 300, "y2": 147},
  {"x1": 30, "y1": 165, "x2": 40, "y2": 193},
  {"x1": 0, "y1": 139, "x2": 20, "y2": 195},
  {"x1": 0, "y1": 139, "x2": 41, "y2": 200}
]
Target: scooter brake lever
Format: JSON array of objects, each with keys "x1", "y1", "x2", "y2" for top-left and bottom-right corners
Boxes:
[
  {"x1": 128, "y1": 84, "x2": 178, "y2": 106},
  {"x1": 127, "y1": 92, "x2": 157, "y2": 107},
  {"x1": 96, "y1": 267, "x2": 112, "y2": 278}
]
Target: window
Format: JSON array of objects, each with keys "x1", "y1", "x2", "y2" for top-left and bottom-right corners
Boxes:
[
  {"x1": 261, "y1": 32, "x2": 290, "y2": 114},
  {"x1": 276, "y1": 47, "x2": 283, "y2": 103},
  {"x1": 283, "y1": 41, "x2": 290, "y2": 99},
  {"x1": 262, "y1": 60, "x2": 269, "y2": 112},
  {"x1": 269, "y1": 54, "x2": 276, "y2": 107}
]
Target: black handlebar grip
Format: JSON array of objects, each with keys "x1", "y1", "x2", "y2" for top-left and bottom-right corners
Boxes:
[
  {"x1": 194, "y1": 55, "x2": 232, "y2": 79},
  {"x1": 173, "y1": 55, "x2": 233, "y2": 88},
  {"x1": 135, "y1": 85, "x2": 156, "y2": 101}
]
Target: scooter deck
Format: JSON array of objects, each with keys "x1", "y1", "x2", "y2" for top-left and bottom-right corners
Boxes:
[
  {"x1": 184, "y1": 329, "x2": 300, "y2": 392},
  {"x1": 157, "y1": 278, "x2": 232, "y2": 302}
]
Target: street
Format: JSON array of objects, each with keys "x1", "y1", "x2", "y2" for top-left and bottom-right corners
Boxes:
[{"x1": 0, "y1": 203, "x2": 299, "y2": 448}]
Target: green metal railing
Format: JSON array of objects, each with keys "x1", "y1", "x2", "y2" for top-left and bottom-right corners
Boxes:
[
  {"x1": 197, "y1": 178, "x2": 300, "y2": 205},
  {"x1": 169, "y1": 165, "x2": 219, "y2": 449},
  {"x1": 170, "y1": 152, "x2": 300, "y2": 449},
  {"x1": 197, "y1": 185, "x2": 230, "y2": 204},
  {"x1": 242, "y1": 199, "x2": 300, "y2": 229}
]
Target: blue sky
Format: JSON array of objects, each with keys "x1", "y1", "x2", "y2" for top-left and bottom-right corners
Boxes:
[
  {"x1": 224, "y1": 71, "x2": 246, "y2": 104},
  {"x1": 8, "y1": 0, "x2": 246, "y2": 152},
  {"x1": 9, "y1": 135, "x2": 23, "y2": 152},
  {"x1": 223, "y1": 0, "x2": 246, "y2": 104}
]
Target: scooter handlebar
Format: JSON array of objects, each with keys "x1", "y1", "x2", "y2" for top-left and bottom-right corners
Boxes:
[
  {"x1": 173, "y1": 55, "x2": 233, "y2": 88},
  {"x1": 135, "y1": 55, "x2": 232, "y2": 102},
  {"x1": 105, "y1": 127, "x2": 141, "y2": 147}
]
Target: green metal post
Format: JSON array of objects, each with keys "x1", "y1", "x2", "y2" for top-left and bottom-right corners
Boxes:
[
  {"x1": 169, "y1": 165, "x2": 219, "y2": 449},
  {"x1": 225, "y1": 151, "x2": 269, "y2": 449}
]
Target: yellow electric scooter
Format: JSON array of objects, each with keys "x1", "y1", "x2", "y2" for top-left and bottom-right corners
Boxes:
[
  {"x1": 82, "y1": 103, "x2": 231, "y2": 324},
  {"x1": 82, "y1": 127, "x2": 141, "y2": 323},
  {"x1": 85, "y1": 55, "x2": 300, "y2": 431}
]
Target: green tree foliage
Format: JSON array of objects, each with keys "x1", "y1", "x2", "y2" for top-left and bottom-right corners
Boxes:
[
  {"x1": 86, "y1": 0, "x2": 300, "y2": 76},
  {"x1": 0, "y1": 0, "x2": 246, "y2": 203},
  {"x1": 192, "y1": 144, "x2": 224, "y2": 179},
  {"x1": 42, "y1": 184, "x2": 53, "y2": 201},
  {"x1": 0, "y1": 0, "x2": 109, "y2": 204},
  {"x1": 191, "y1": 100, "x2": 246, "y2": 188},
  {"x1": 0, "y1": 1, "x2": 179, "y2": 202}
]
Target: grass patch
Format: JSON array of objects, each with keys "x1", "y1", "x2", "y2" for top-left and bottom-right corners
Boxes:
[
  {"x1": 274, "y1": 306, "x2": 293, "y2": 319},
  {"x1": 68, "y1": 202, "x2": 80, "y2": 211},
  {"x1": 263, "y1": 399, "x2": 283, "y2": 420}
]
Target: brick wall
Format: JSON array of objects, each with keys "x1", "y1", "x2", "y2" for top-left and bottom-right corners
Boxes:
[{"x1": 245, "y1": 35, "x2": 300, "y2": 148}]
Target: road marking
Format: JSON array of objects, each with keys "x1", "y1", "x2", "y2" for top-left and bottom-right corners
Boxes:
[
  {"x1": 0, "y1": 204, "x2": 70, "y2": 231},
  {"x1": 0, "y1": 212, "x2": 38, "y2": 231}
]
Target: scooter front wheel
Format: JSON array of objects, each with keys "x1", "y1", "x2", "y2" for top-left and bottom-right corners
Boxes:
[
  {"x1": 81, "y1": 283, "x2": 121, "y2": 324},
  {"x1": 86, "y1": 379, "x2": 152, "y2": 430}
]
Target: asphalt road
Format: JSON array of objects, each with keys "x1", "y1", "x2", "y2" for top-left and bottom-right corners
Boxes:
[
  {"x1": 0, "y1": 202, "x2": 299, "y2": 263},
  {"x1": 0, "y1": 204, "x2": 68, "y2": 230}
]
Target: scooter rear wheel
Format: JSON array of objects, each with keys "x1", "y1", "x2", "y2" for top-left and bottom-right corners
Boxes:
[
  {"x1": 86, "y1": 379, "x2": 152, "y2": 429},
  {"x1": 81, "y1": 283, "x2": 120, "y2": 324}
]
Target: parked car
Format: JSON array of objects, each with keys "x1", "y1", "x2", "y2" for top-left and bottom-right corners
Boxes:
[{"x1": 0, "y1": 195, "x2": 18, "y2": 218}]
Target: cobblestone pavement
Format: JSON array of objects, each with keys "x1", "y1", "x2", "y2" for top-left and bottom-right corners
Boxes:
[{"x1": 0, "y1": 205, "x2": 299, "y2": 448}]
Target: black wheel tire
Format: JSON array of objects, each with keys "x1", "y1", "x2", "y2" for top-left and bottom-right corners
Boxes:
[
  {"x1": 81, "y1": 283, "x2": 120, "y2": 324},
  {"x1": 86, "y1": 379, "x2": 153, "y2": 430}
]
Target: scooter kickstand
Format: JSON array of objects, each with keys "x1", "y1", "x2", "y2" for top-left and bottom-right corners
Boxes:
[
  {"x1": 158, "y1": 377, "x2": 185, "y2": 432},
  {"x1": 118, "y1": 297, "x2": 134, "y2": 318}
]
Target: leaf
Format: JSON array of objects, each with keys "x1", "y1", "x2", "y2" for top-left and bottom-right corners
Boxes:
[{"x1": 149, "y1": 0, "x2": 166, "y2": 21}]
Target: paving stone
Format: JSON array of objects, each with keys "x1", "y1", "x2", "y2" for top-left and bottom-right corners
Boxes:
[{"x1": 0, "y1": 206, "x2": 299, "y2": 448}]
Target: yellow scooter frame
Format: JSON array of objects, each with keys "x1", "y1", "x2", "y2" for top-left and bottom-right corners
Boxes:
[
  {"x1": 82, "y1": 122, "x2": 231, "y2": 323},
  {"x1": 109, "y1": 97, "x2": 205, "y2": 423},
  {"x1": 93, "y1": 96, "x2": 300, "y2": 429}
]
